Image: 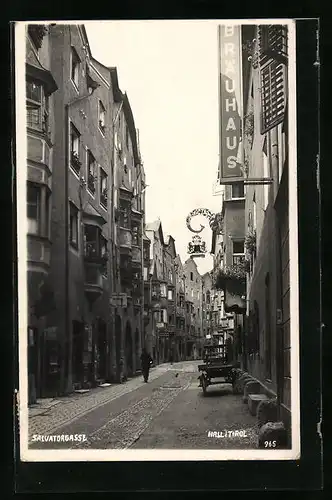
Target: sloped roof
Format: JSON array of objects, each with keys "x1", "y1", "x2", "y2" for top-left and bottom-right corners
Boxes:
[{"x1": 145, "y1": 220, "x2": 161, "y2": 232}]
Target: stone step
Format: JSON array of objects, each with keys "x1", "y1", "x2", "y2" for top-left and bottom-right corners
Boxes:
[{"x1": 248, "y1": 393, "x2": 270, "y2": 416}]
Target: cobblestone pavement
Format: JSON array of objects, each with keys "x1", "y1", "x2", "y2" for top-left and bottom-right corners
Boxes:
[
  {"x1": 131, "y1": 378, "x2": 259, "y2": 449},
  {"x1": 28, "y1": 363, "x2": 173, "y2": 438},
  {"x1": 28, "y1": 361, "x2": 259, "y2": 450}
]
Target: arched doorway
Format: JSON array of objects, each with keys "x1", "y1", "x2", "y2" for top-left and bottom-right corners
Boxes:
[
  {"x1": 125, "y1": 321, "x2": 133, "y2": 377},
  {"x1": 135, "y1": 328, "x2": 140, "y2": 373},
  {"x1": 115, "y1": 315, "x2": 122, "y2": 382},
  {"x1": 96, "y1": 318, "x2": 107, "y2": 382}
]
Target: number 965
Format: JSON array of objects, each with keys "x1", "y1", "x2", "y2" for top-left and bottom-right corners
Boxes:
[{"x1": 264, "y1": 440, "x2": 277, "y2": 448}]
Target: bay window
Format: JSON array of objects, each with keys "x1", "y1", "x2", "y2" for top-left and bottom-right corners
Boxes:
[
  {"x1": 26, "y1": 79, "x2": 49, "y2": 133},
  {"x1": 132, "y1": 225, "x2": 139, "y2": 246},
  {"x1": 160, "y1": 283, "x2": 167, "y2": 298},
  {"x1": 119, "y1": 199, "x2": 130, "y2": 228}
]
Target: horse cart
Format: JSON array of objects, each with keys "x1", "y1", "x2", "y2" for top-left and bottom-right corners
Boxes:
[{"x1": 198, "y1": 343, "x2": 235, "y2": 396}]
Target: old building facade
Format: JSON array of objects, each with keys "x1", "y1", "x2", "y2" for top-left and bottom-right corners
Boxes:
[
  {"x1": 213, "y1": 24, "x2": 291, "y2": 437},
  {"x1": 26, "y1": 24, "x2": 58, "y2": 401},
  {"x1": 242, "y1": 25, "x2": 290, "y2": 431},
  {"x1": 183, "y1": 258, "x2": 203, "y2": 359},
  {"x1": 111, "y1": 67, "x2": 146, "y2": 381},
  {"x1": 145, "y1": 220, "x2": 166, "y2": 364},
  {"x1": 25, "y1": 23, "x2": 149, "y2": 399}
]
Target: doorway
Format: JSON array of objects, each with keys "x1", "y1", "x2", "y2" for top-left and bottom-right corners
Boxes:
[
  {"x1": 115, "y1": 315, "x2": 122, "y2": 382},
  {"x1": 72, "y1": 320, "x2": 84, "y2": 386},
  {"x1": 96, "y1": 319, "x2": 107, "y2": 381},
  {"x1": 125, "y1": 321, "x2": 133, "y2": 377}
]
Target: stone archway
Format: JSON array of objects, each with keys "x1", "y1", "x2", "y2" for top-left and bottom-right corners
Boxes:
[
  {"x1": 125, "y1": 321, "x2": 133, "y2": 377},
  {"x1": 115, "y1": 315, "x2": 122, "y2": 382}
]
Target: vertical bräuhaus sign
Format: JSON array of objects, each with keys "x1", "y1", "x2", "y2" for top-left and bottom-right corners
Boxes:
[{"x1": 218, "y1": 24, "x2": 244, "y2": 184}]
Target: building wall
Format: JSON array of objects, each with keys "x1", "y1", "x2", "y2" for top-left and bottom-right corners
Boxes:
[
  {"x1": 26, "y1": 26, "x2": 58, "y2": 400},
  {"x1": 183, "y1": 258, "x2": 203, "y2": 357},
  {"x1": 243, "y1": 27, "x2": 290, "y2": 422},
  {"x1": 48, "y1": 24, "x2": 115, "y2": 391}
]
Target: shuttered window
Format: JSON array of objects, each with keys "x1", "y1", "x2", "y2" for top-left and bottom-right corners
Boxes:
[
  {"x1": 258, "y1": 25, "x2": 288, "y2": 66},
  {"x1": 260, "y1": 61, "x2": 287, "y2": 134},
  {"x1": 259, "y1": 25, "x2": 288, "y2": 135}
]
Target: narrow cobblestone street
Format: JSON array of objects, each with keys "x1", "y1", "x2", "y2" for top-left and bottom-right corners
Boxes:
[{"x1": 28, "y1": 361, "x2": 258, "y2": 450}]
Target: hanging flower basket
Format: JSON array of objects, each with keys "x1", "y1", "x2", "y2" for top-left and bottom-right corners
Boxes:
[
  {"x1": 245, "y1": 229, "x2": 257, "y2": 255},
  {"x1": 214, "y1": 263, "x2": 246, "y2": 290},
  {"x1": 244, "y1": 110, "x2": 254, "y2": 147}
]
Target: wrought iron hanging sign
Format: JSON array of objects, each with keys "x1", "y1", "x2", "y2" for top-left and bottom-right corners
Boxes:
[
  {"x1": 187, "y1": 235, "x2": 207, "y2": 257},
  {"x1": 186, "y1": 208, "x2": 223, "y2": 234}
]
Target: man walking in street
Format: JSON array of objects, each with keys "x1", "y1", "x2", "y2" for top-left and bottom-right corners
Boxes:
[{"x1": 140, "y1": 347, "x2": 153, "y2": 383}]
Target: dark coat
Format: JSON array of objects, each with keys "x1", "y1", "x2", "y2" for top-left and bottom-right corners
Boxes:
[{"x1": 140, "y1": 351, "x2": 152, "y2": 369}]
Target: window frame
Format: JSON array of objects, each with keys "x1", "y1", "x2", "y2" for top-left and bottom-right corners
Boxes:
[
  {"x1": 26, "y1": 79, "x2": 49, "y2": 133},
  {"x1": 99, "y1": 168, "x2": 108, "y2": 209},
  {"x1": 98, "y1": 100, "x2": 106, "y2": 135},
  {"x1": 160, "y1": 283, "x2": 167, "y2": 298},
  {"x1": 70, "y1": 46, "x2": 80, "y2": 91},
  {"x1": 69, "y1": 202, "x2": 79, "y2": 249},
  {"x1": 86, "y1": 149, "x2": 96, "y2": 195},
  {"x1": 70, "y1": 123, "x2": 81, "y2": 175},
  {"x1": 231, "y1": 182, "x2": 245, "y2": 199},
  {"x1": 27, "y1": 182, "x2": 41, "y2": 235}
]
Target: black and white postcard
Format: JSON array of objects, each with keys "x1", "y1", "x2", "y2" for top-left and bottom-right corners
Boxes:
[{"x1": 15, "y1": 19, "x2": 300, "y2": 461}]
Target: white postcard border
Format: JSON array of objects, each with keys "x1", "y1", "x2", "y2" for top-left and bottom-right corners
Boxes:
[{"x1": 16, "y1": 18, "x2": 300, "y2": 462}]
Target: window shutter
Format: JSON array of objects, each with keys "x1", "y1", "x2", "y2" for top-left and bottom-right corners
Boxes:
[
  {"x1": 258, "y1": 25, "x2": 288, "y2": 135},
  {"x1": 258, "y1": 25, "x2": 288, "y2": 66}
]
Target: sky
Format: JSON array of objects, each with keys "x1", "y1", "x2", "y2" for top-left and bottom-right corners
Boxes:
[{"x1": 85, "y1": 21, "x2": 223, "y2": 275}]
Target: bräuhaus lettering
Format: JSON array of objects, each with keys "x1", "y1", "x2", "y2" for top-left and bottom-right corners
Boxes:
[{"x1": 218, "y1": 24, "x2": 244, "y2": 182}]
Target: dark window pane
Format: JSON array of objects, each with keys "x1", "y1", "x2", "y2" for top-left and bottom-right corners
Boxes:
[
  {"x1": 27, "y1": 185, "x2": 39, "y2": 219},
  {"x1": 231, "y1": 182, "x2": 244, "y2": 198},
  {"x1": 233, "y1": 240, "x2": 244, "y2": 254}
]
